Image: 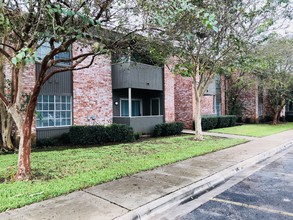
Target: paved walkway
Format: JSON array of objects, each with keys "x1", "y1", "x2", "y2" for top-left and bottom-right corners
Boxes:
[
  {"x1": 1, "y1": 130, "x2": 293, "y2": 220},
  {"x1": 183, "y1": 129, "x2": 258, "y2": 140}
]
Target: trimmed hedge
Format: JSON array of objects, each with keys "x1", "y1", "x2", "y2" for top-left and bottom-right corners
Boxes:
[
  {"x1": 153, "y1": 122, "x2": 184, "y2": 137},
  {"x1": 35, "y1": 133, "x2": 71, "y2": 148},
  {"x1": 69, "y1": 124, "x2": 135, "y2": 146},
  {"x1": 36, "y1": 138, "x2": 59, "y2": 148},
  {"x1": 201, "y1": 117, "x2": 219, "y2": 131},
  {"x1": 217, "y1": 116, "x2": 231, "y2": 128},
  {"x1": 230, "y1": 115, "x2": 237, "y2": 126},
  {"x1": 193, "y1": 115, "x2": 237, "y2": 131},
  {"x1": 106, "y1": 124, "x2": 135, "y2": 143},
  {"x1": 285, "y1": 114, "x2": 293, "y2": 122},
  {"x1": 36, "y1": 124, "x2": 137, "y2": 148}
]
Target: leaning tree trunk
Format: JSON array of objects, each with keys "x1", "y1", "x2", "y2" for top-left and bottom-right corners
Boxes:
[
  {"x1": 276, "y1": 104, "x2": 285, "y2": 125},
  {"x1": 15, "y1": 109, "x2": 34, "y2": 180},
  {"x1": 272, "y1": 113, "x2": 278, "y2": 125},
  {"x1": 272, "y1": 107, "x2": 280, "y2": 125},
  {"x1": 0, "y1": 112, "x2": 15, "y2": 152},
  {"x1": 14, "y1": 83, "x2": 40, "y2": 180},
  {"x1": 194, "y1": 92, "x2": 203, "y2": 141},
  {"x1": 0, "y1": 50, "x2": 15, "y2": 152}
]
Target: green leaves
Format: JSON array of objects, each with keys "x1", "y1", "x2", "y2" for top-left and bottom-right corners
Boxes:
[
  {"x1": 11, "y1": 48, "x2": 36, "y2": 66},
  {"x1": 11, "y1": 57, "x2": 18, "y2": 66},
  {"x1": 16, "y1": 51, "x2": 26, "y2": 61},
  {"x1": 202, "y1": 12, "x2": 218, "y2": 31}
]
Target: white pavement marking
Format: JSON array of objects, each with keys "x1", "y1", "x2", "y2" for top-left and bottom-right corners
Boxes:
[{"x1": 211, "y1": 197, "x2": 293, "y2": 218}]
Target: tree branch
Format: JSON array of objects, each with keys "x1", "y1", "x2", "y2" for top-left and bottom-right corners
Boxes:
[
  {"x1": 0, "y1": 92, "x2": 10, "y2": 108},
  {"x1": 0, "y1": 47, "x2": 11, "y2": 59},
  {"x1": 0, "y1": 43, "x2": 17, "y2": 52},
  {"x1": 43, "y1": 53, "x2": 100, "y2": 84}
]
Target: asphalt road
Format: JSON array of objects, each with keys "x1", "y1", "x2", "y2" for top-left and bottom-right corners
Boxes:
[{"x1": 180, "y1": 150, "x2": 293, "y2": 220}]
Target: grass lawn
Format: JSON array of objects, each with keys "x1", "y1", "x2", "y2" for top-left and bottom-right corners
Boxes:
[
  {"x1": 0, "y1": 135, "x2": 246, "y2": 212},
  {"x1": 210, "y1": 122, "x2": 293, "y2": 137}
]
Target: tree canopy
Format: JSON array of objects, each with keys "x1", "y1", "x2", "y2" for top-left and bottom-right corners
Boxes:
[
  {"x1": 0, "y1": 0, "x2": 146, "y2": 180},
  {"x1": 139, "y1": 0, "x2": 291, "y2": 140}
]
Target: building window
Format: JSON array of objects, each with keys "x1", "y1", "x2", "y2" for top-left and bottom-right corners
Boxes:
[
  {"x1": 120, "y1": 99, "x2": 142, "y2": 116},
  {"x1": 151, "y1": 98, "x2": 160, "y2": 115},
  {"x1": 36, "y1": 42, "x2": 71, "y2": 66},
  {"x1": 36, "y1": 95, "x2": 72, "y2": 128}
]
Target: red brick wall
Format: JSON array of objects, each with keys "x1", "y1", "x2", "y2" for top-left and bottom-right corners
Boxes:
[
  {"x1": 164, "y1": 61, "x2": 176, "y2": 123},
  {"x1": 224, "y1": 74, "x2": 260, "y2": 122},
  {"x1": 23, "y1": 65, "x2": 37, "y2": 134},
  {"x1": 238, "y1": 78, "x2": 258, "y2": 121},
  {"x1": 174, "y1": 75, "x2": 215, "y2": 129},
  {"x1": 174, "y1": 75, "x2": 193, "y2": 128},
  {"x1": 201, "y1": 96, "x2": 214, "y2": 115},
  {"x1": 72, "y1": 43, "x2": 113, "y2": 126}
]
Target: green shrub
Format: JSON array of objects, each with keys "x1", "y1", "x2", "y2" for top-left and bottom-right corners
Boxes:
[
  {"x1": 69, "y1": 125, "x2": 108, "y2": 145},
  {"x1": 229, "y1": 115, "x2": 237, "y2": 127},
  {"x1": 193, "y1": 115, "x2": 237, "y2": 131},
  {"x1": 216, "y1": 116, "x2": 232, "y2": 128},
  {"x1": 285, "y1": 115, "x2": 292, "y2": 122},
  {"x1": 201, "y1": 117, "x2": 218, "y2": 130},
  {"x1": 35, "y1": 132, "x2": 70, "y2": 148},
  {"x1": 261, "y1": 115, "x2": 274, "y2": 123},
  {"x1": 134, "y1": 132, "x2": 141, "y2": 140},
  {"x1": 36, "y1": 138, "x2": 58, "y2": 148},
  {"x1": 58, "y1": 133, "x2": 71, "y2": 145},
  {"x1": 153, "y1": 124, "x2": 163, "y2": 137},
  {"x1": 153, "y1": 122, "x2": 184, "y2": 137},
  {"x1": 106, "y1": 124, "x2": 135, "y2": 142},
  {"x1": 69, "y1": 124, "x2": 135, "y2": 146}
]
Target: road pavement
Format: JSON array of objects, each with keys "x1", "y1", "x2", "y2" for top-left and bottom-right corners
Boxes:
[{"x1": 180, "y1": 149, "x2": 293, "y2": 220}]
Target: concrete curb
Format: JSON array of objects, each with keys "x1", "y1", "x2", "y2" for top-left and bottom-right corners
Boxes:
[{"x1": 116, "y1": 140, "x2": 293, "y2": 220}]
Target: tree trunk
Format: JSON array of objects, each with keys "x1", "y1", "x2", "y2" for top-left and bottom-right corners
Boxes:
[
  {"x1": 15, "y1": 115, "x2": 33, "y2": 180},
  {"x1": 0, "y1": 49, "x2": 16, "y2": 152},
  {"x1": 272, "y1": 112, "x2": 278, "y2": 125},
  {"x1": 0, "y1": 105, "x2": 15, "y2": 152},
  {"x1": 1, "y1": 117, "x2": 14, "y2": 151},
  {"x1": 14, "y1": 84, "x2": 39, "y2": 180},
  {"x1": 276, "y1": 104, "x2": 285, "y2": 124},
  {"x1": 194, "y1": 92, "x2": 203, "y2": 141}
]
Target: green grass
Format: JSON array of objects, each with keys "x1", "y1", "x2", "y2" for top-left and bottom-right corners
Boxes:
[
  {"x1": 0, "y1": 135, "x2": 246, "y2": 212},
  {"x1": 210, "y1": 122, "x2": 293, "y2": 137}
]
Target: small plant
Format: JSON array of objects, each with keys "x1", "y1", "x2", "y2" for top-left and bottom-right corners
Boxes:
[
  {"x1": 2, "y1": 166, "x2": 16, "y2": 182},
  {"x1": 134, "y1": 132, "x2": 141, "y2": 140}
]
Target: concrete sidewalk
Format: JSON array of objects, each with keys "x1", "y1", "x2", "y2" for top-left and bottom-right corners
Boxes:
[
  {"x1": 1, "y1": 130, "x2": 293, "y2": 220},
  {"x1": 183, "y1": 129, "x2": 258, "y2": 141}
]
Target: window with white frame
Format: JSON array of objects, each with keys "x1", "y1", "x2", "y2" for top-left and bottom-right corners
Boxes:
[{"x1": 36, "y1": 95, "x2": 72, "y2": 128}]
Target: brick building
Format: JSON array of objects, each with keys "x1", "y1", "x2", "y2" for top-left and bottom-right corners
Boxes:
[
  {"x1": 20, "y1": 40, "x2": 291, "y2": 140},
  {"x1": 28, "y1": 43, "x2": 223, "y2": 139}
]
